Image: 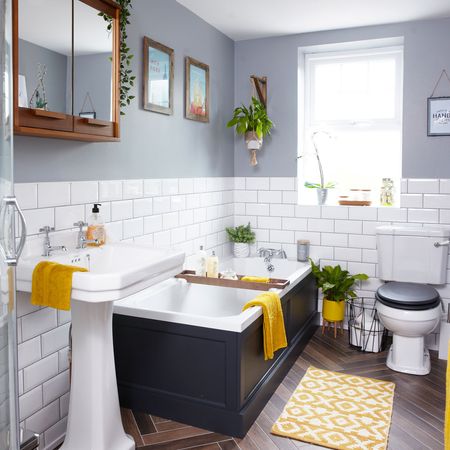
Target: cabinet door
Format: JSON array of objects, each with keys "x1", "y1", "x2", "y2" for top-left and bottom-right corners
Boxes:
[
  {"x1": 73, "y1": 0, "x2": 119, "y2": 138},
  {"x1": 16, "y1": 0, "x2": 73, "y2": 131}
]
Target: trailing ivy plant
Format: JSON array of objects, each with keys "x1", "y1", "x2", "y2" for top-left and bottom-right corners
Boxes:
[{"x1": 99, "y1": 0, "x2": 135, "y2": 115}]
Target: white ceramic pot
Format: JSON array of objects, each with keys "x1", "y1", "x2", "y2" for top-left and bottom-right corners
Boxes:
[{"x1": 234, "y1": 242, "x2": 250, "y2": 258}]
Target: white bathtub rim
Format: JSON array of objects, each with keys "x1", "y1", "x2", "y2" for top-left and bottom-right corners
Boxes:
[{"x1": 114, "y1": 258, "x2": 312, "y2": 332}]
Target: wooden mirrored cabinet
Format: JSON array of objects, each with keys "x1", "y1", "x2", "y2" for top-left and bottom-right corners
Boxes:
[{"x1": 13, "y1": 0, "x2": 120, "y2": 142}]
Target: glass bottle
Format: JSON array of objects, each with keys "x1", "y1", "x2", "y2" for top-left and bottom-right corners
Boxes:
[{"x1": 380, "y1": 178, "x2": 394, "y2": 206}]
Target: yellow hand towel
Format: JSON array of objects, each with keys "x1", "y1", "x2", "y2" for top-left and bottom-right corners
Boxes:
[
  {"x1": 243, "y1": 292, "x2": 287, "y2": 360},
  {"x1": 31, "y1": 261, "x2": 88, "y2": 311},
  {"x1": 241, "y1": 276, "x2": 270, "y2": 283},
  {"x1": 446, "y1": 339, "x2": 450, "y2": 449}
]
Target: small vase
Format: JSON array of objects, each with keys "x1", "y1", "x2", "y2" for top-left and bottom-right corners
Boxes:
[
  {"x1": 317, "y1": 188, "x2": 328, "y2": 205},
  {"x1": 234, "y1": 243, "x2": 250, "y2": 258},
  {"x1": 322, "y1": 298, "x2": 345, "y2": 322}
]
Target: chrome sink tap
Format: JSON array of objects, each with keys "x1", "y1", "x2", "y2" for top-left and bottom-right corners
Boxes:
[
  {"x1": 74, "y1": 221, "x2": 98, "y2": 249},
  {"x1": 40, "y1": 226, "x2": 67, "y2": 257}
]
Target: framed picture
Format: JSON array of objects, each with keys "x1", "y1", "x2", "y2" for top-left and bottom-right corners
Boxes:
[
  {"x1": 143, "y1": 37, "x2": 174, "y2": 115},
  {"x1": 185, "y1": 56, "x2": 209, "y2": 122},
  {"x1": 427, "y1": 97, "x2": 450, "y2": 136}
]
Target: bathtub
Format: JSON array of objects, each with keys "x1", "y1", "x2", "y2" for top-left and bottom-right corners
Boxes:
[
  {"x1": 114, "y1": 257, "x2": 311, "y2": 332},
  {"x1": 113, "y1": 257, "x2": 317, "y2": 437}
]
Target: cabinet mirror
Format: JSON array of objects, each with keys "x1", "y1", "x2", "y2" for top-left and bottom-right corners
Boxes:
[
  {"x1": 13, "y1": 0, "x2": 120, "y2": 141},
  {"x1": 74, "y1": 0, "x2": 116, "y2": 135}
]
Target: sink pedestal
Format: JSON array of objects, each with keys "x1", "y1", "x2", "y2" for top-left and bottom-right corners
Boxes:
[{"x1": 60, "y1": 300, "x2": 134, "y2": 450}]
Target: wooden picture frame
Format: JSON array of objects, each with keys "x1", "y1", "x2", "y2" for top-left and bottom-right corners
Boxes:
[
  {"x1": 143, "y1": 37, "x2": 174, "y2": 115},
  {"x1": 185, "y1": 56, "x2": 209, "y2": 122},
  {"x1": 427, "y1": 96, "x2": 450, "y2": 136}
]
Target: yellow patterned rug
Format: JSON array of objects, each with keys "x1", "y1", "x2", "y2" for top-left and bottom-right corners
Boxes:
[{"x1": 271, "y1": 367, "x2": 395, "y2": 450}]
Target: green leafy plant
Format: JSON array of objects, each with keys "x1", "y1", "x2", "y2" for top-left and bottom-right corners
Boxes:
[
  {"x1": 225, "y1": 223, "x2": 256, "y2": 244},
  {"x1": 99, "y1": 0, "x2": 135, "y2": 115},
  {"x1": 227, "y1": 97, "x2": 274, "y2": 139},
  {"x1": 304, "y1": 181, "x2": 335, "y2": 189},
  {"x1": 309, "y1": 259, "x2": 368, "y2": 302}
]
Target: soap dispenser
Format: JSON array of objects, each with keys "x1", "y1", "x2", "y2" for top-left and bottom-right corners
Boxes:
[{"x1": 86, "y1": 203, "x2": 105, "y2": 246}]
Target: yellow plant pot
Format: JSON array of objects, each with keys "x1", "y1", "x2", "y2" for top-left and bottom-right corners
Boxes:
[{"x1": 322, "y1": 298, "x2": 345, "y2": 322}]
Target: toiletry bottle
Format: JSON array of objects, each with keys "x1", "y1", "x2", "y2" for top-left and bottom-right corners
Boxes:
[
  {"x1": 207, "y1": 251, "x2": 219, "y2": 278},
  {"x1": 86, "y1": 203, "x2": 105, "y2": 246},
  {"x1": 196, "y1": 246, "x2": 207, "y2": 277}
]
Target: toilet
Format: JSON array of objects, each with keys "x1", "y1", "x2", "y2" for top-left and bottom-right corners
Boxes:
[{"x1": 376, "y1": 225, "x2": 448, "y2": 375}]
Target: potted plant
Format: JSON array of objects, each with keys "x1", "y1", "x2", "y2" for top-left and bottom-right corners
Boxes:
[
  {"x1": 310, "y1": 260, "x2": 368, "y2": 323},
  {"x1": 225, "y1": 223, "x2": 256, "y2": 258},
  {"x1": 302, "y1": 131, "x2": 335, "y2": 205},
  {"x1": 227, "y1": 97, "x2": 274, "y2": 166}
]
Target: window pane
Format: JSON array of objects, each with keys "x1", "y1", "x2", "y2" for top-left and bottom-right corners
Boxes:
[{"x1": 311, "y1": 54, "x2": 399, "y2": 122}]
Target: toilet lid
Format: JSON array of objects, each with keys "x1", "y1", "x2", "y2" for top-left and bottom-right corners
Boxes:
[{"x1": 376, "y1": 282, "x2": 441, "y2": 311}]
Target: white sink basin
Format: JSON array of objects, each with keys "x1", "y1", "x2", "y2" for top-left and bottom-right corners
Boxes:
[
  {"x1": 16, "y1": 242, "x2": 185, "y2": 450},
  {"x1": 17, "y1": 243, "x2": 185, "y2": 302}
]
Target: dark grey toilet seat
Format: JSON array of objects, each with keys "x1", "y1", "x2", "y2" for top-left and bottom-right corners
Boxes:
[{"x1": 376, "y1": 282, "x2": 441, "y2": 311}]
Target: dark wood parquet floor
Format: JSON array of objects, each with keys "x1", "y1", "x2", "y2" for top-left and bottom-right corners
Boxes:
[{"x1": 121, "y1": 327, "x2": 446, "y2": 450}]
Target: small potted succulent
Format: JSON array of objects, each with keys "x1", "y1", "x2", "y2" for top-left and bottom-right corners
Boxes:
[
  {"x1": 227, "y1": 97, "x2": 274, "y2": 166},
  {"x1": 225, "y1": 223, "x2": 256, "y2": 258},
  {"x1": 310, "y1": 260, "x2": 368, "y2": 323}
]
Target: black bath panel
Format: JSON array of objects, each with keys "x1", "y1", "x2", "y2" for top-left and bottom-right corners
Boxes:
[{"x1": 113, "y1": 272, "x2": 318, "y2": 437}]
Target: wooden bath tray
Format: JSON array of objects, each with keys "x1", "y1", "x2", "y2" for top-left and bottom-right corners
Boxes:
[
  {"x1": 175, "y1": 270, "x2": 290, "y2": 291},
  {"x1": 338, "y1": 200, "x2": 372, "y2": 206}
]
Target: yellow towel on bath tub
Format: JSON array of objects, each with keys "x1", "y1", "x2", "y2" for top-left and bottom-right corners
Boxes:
[
  {"x1": 243, "y1": 291, "x2": 287, "y2": 360},
  {"x1": 31, "y1": 261, "x2": 88, "y2": 311},
  {"x1": 240, "y1": 276, "x2": 270, "y2": 283}
]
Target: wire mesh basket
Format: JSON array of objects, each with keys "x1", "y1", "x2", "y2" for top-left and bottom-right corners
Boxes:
[{"x1": 347, "y1": 298, "x2": 388, "y2": 353}]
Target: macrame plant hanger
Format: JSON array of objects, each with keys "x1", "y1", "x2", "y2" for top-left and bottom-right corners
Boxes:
[
  {"x1": 80, "y1": 92, "x2": 96, "y2": 118},
  {"x1": 247, "y1": 76, "x2": 268, "y2": 166}
]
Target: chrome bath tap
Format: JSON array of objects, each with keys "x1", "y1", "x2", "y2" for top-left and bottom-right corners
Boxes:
[
  {"x1": 257, "y1": 247, "x2": 287, "y2": 273},
  {"x1": 257, "y1": 248, "x2": 287, "y2": 259}
]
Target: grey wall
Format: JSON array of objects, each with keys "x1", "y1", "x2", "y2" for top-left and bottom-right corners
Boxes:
[
  {"x1": 14, "y1": 0, "x2": 235, "y2": 182},
  {"x1": 19, "y1": 39, "x2": 68, "y2": 114},
  {"x1": 234, "y1": 18, "x2": 450, "y2": 178},
  {"x1": 73, "y1": 53, "x2": 112, "y2": 122}
]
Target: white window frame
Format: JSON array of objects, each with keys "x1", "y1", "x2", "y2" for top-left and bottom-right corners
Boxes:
[{"x1": 298, "y1": 41, "x2": 404, "y2": 205}]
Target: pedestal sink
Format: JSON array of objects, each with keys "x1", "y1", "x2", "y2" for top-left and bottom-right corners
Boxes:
[{"x1": 17, "y1": 243, "x2": 185, "y2": 450}]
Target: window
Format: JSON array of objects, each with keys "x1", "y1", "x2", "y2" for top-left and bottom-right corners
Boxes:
[{"x1": 299, "y1": 44, "x2": 403, "y2": 205}]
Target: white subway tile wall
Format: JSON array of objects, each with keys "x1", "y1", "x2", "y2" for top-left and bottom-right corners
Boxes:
[
  {"x1": 14, "y1": 176, "x2": 450, "y2": 449},
  {"x1": 15, "y1": 177, "x2": 234, "y2": 449},
  {"x1": 232, "y1": 177, "x2": 450, "y2": 354}
]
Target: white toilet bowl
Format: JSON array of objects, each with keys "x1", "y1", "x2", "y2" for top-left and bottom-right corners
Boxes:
[{"x1": 376, "y1": 301, "x2": 441, "y2": 375}]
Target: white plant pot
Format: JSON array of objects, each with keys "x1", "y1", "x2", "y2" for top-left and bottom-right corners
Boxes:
[
  {"x1": 234, "y1": 243, "x2": 250, "y2": 258},
  {"x1": 245, "y1": 131, "x2": 263, "y2": 166}
]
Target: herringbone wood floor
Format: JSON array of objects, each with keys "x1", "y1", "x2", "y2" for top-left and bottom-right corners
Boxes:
[{"x1": 121, "y1": 327, "x2": 446, "y2": 450}]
